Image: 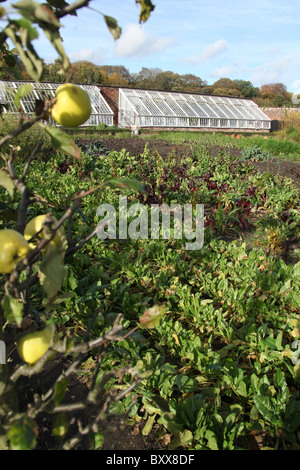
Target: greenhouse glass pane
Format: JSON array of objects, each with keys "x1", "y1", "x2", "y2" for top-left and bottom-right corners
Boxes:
[
  {"x1": 152, "y1": 99, "x2": 175, "y2": 115},
  {"x1": 127, "y1": 96, "x2": 151, "y2": 115},
  {"x1": 194, "y1": 101, "x2": 219, "y2": 118},
  {"x1": 164, "y1": 98, "x2": 188, "y2": 117},
  {"x1": 176, "y1": 99, "x2": 198, "y2": 117},
  {"x1": 185, "y1": 98, "x2": 211, "y2": 117},
  {"x1": 143, "y1": 98, "x2": 164, "y2": 115},
  {"x1": 209, "y1": 105, "x2": 228, "y2": 118}
]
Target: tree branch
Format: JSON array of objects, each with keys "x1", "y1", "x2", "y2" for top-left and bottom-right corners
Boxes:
[{"x1": 55, "y1": 0, "x2": 91, "y2": 18}]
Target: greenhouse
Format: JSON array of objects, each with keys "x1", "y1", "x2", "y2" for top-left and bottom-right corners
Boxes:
[
  {"x1": 118, "y1": 88, "x2": 272, "y2": 130},
  {"x1": 0, "y1": 81, "x2": 114, "y2": 126}
]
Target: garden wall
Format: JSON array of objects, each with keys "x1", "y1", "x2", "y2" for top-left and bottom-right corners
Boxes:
[{"x1": 262, "y1": 107, "x2": 300, "y2": 120}]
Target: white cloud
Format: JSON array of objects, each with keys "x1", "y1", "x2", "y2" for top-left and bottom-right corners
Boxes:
[
  {"x1": 114, "y1": 23, "x2": 174, "y2": 58},
  {"x1": 185, "y1": 39, "x2": 229, "y2": 65},
  {"x1": 210, "y1": 65, "x2": 237, "y2": 78},
  {"x1": 250, "y1": 54, "x2": 294, "y2": 85},
  {"x1": 201, "y1": 39, "x2": 229, "y2": 60},
  {"x1": 69, "y1": 47, "x2": 106, "y2": 64}
]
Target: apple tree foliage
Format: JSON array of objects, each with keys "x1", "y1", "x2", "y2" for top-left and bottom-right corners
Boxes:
[{"x1": 0, "y1": 0, "x2": 161, "y2": 450}]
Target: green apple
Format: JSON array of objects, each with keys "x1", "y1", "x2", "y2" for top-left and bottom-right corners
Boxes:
[
  {"x1": 0, "y1": 229, "x2": 30, "y2": 274},
  {"x1": 50, "y1": 83, "x2": 92, "y2": 127},
  {"x1": 16, "y1": 326, "x2": 53, "y2": 365},
  {"x1": 24, "y1": 214, "x2": 65, "y2": 249}
]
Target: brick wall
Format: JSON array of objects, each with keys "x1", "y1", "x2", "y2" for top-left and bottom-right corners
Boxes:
[
  {"x1": 98, "y1": 86, "x2": 119, "y2": 126},
  {"x1": 261, "y1": 107, "x2": 300, "y2": 120}
]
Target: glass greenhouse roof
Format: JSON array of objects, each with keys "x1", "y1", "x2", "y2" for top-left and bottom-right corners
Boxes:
[
  {"x1": 118, "y1": 88, "x2": 271, "y2": 130},
  {"x1": 0, "y1": 81, "x2": 114, "y2": 126}
]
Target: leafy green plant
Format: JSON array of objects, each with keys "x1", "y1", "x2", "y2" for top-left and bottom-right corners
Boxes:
[
  {"x1": 240, "y1": 144, "x2": 272, "y2": 161},
  {"x1": 0, "y1": 115, "x2": 54, "y2": 163}
]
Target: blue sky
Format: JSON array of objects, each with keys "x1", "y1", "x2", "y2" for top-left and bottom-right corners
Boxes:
[{"x1": 10, "y1": 0, "x2": 300, "y2": 91}]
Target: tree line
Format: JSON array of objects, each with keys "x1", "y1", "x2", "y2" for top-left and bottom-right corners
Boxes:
[{"x1": 0, "y1": 54, "x2": 297, "y2": 108}]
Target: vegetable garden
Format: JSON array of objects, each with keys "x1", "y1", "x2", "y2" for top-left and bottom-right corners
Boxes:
[{"x1": 1, "y1": 127, "x2": 299, "y2": 450}]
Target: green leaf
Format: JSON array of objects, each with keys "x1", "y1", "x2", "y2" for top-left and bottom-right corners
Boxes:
[
  {"x1": 104, "y1": 177, "x2": 145, "y2": 193},
  {"x1": 12, "y1": 0, "x2": 40, "y2": 20},
  {"x1": 103, "y1": 15, "x2": 122, "y2": 40},
  {"x1": 253, "y1": 394, "x2": 279, "y2": 425},
  {"x1": 43, "y1": 28, "x2": 70, "y2": 71},
  {"x1": 0, "y1": 169, "x2": 14, "y2": 198},
  {"x1": 43, "y1": 125, "x2": 80, "y2": 159},
  {"x1": 205, "y1": 429, "x2": 219, "y2": 450},
  {"x1": 4, "y1": 25, "x2": 44, "y2": 82},
  {"x1": 142, "y1": 413, "x2": 156, "y2": 436},
  {"x1": 169, "y1": 429, "x2": 193, "y2": 450},
  {"x1": 1, "y1": 295, "x2": 23, "y2": 326},
  {"x1": 34, "y1": 3, "x2": 61, "y2": 28},
  {"x1": 263, "y1": 336, "x2": 278, "y2": 350},
  {"x1": 236, "y1": 380, "x2": 248, "y2": 397},
  {"x1": 52, "y1": 413, "x2": 68, "y2": 438},
  {"x1": 135, "y1": 0, "x2": 155, "y2": 23},
  {"x1": 39, "y1": 244, "x2": 65, "y2": 299},
  {"x1": 53, "y1": 377, "x2": 68, "y2": 406},
  {"x1": 14, "y1": 83, "x2": 34, "y2": 109},
  {"x1": 200, "y1": 299, "x2": 214, "y2": 306},
  {"x1": 7, "y1": 416, "x2": 37, "y2": 450},
  {"x1": 13, "y1": 1, "x2": 61, "y2": 28},
  {"x1": 13, "y1": 17, "x2": 39, "y2": 41},
  {"x1": 43, "y1": 292, "x2": 74, "y2": 313},
  {"x1": 90, "y1": 432, "x2": 104, "y2": 450}
]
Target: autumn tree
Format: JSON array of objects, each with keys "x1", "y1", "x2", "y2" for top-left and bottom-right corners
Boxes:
[
  {"x1": 180, "y1": 74, "x2": 207, "y2": 94},
  {"x1": 132, "y1": 67, "x2": 163, "y2": 89},
  {"x1": 260, "y1": 83, "x2": 289, "y2": 100},
  {"x1": 205, "y1": 78, "x2": 242, "y2": 97},
  {"x1": 257, "y1": 83, "x2": 293, "y2": 107},
  {"x1": 99, "y1": 65, "x2": 132, "y2": 86}
]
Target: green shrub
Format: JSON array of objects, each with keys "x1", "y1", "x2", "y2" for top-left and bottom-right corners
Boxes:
[{"x1": 0, "y1": 115, "x2": 54, "y2": 163}]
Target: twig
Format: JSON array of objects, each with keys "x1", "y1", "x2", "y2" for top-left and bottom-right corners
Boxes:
[
  {"x1": 22, "y1": 143, "x2": 42, "y2": 181},
  {"x1": 15, "y1": 186, "x2": 30, "y2": 234},
  {"x1": 56, "y1": 0, "x2": 91, "y2": 18},
  {"x1": 61, "y1": 377, "x2": 141, "y2": 450},
  {"x1": 65, "y1": 224, "x2": 100, "y2": 257}
]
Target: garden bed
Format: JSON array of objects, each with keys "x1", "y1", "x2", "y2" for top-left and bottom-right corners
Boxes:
[
  {"x1": 80, "y1": 137, "x2": 300, "y2": 187},
  {"x1": 4, "y1": 134, "x2": 300, "y2": 451}
]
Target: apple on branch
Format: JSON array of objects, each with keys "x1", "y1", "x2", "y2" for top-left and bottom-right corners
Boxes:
[
  {"x1": 24, "y1": 214, "x2": 65, "y2": 250},
  {"x1": 0, "y1": 229, "x2": 30, "y2": 274},
  {"x1": 50, "y1": 83, "x2": 92, "y2": 128},
  {"x1": 16, "y1": 326, "x2": 53, "y2": 365}
]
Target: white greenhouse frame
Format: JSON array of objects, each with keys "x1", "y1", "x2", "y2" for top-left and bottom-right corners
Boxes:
[
  {"x1": 118, "y1": 88, "x2": 272, "y2": 130},
  {"x1": 0, "y1": 81, "x2": 114, "y2": 127}
]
